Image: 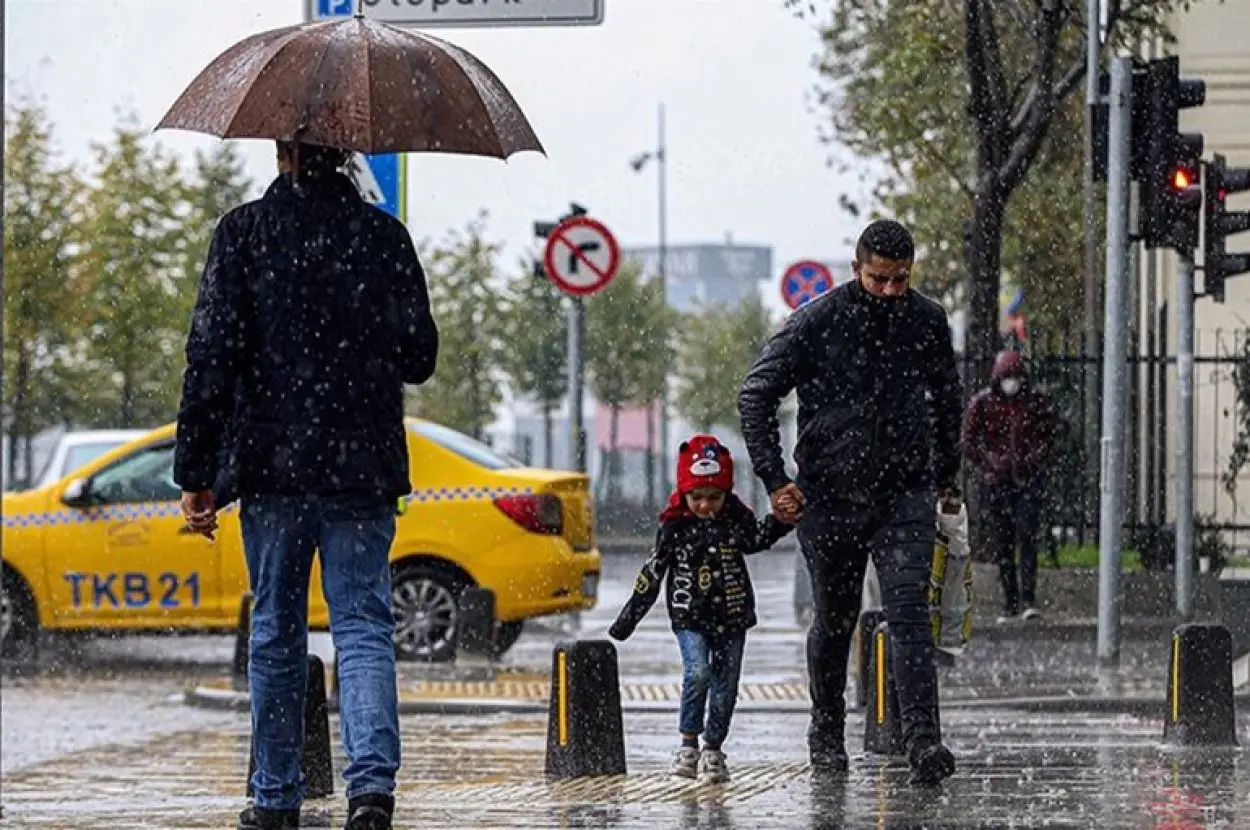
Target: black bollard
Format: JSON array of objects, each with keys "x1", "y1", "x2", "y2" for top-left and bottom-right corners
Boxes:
[
  {"x1": 1163, "y1": 623, "x2": 1238, "y2": 747},
  {"x1": 329, "y1": 650, "x2": 341, "y2": 706},
  {"x1": 863, "y1": 621, "x2": 904, "y2": 756},
  {"x1": 544, "y1": 640, "x2": 627, "y2": 778},
  {"x1": 247, "y1": 654, "x2": 335, "y2": 799},
  {"x1": 853, "y1": 609, "x2": 888, "y2": 711},
  {"x1": 456, "y1": 587, "x2": 497, "y2": 657},
  {"x1": 302, "y1": 655, "x2": 335, "y2": 797},
  {"x1": 232, "y1": 593, "x2": 253, "y2": 692}
]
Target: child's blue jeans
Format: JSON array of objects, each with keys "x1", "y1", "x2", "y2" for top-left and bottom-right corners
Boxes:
[{"x1": 676, "y1": 629, "x2": 747, "y2": 747}]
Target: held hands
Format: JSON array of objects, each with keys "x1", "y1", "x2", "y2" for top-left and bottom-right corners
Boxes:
[
  {"x1": 770, "y1": 482, "x2": 806, "y2": 524},
  {"x1": 937, "y1": 484, "x2": 963, "y2": 515},
  {"x1": 180, "y1": 490, "x2": 218, "y2": 540}
]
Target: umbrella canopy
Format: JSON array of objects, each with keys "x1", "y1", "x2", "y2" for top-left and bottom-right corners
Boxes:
[{"x1": 156, "y1": 14, "x2": 543, "y2": 160}]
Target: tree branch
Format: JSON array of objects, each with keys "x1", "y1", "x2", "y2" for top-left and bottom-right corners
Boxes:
[
  {"x1": 880, "y1": 116, "x2": 977, "y2": 200},
  {"x1": 1000, "y1": 0, "x2": 1065, "y2": 192},
  {"x1": 965, "y1": 1, "x2": 1011, "y2": 169}
]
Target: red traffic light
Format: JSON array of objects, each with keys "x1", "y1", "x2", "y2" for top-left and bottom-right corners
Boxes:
[{"x1": 1171, "y1": 165, "x2": 1197, "y2": 190}]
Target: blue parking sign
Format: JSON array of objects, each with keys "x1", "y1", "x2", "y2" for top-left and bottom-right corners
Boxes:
[
  {"x1": 366, "y1": 154, "x2": 406, "y2": 223},
  {"x1": 317, "y1": 0, "x2": 354, "y2": 16},
  {"x1": 344, "y1": 153, "x2": 408, "y2": 225}
]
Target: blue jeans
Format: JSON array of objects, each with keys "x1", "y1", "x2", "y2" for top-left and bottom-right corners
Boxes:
[
  {"x1": 676, "y1": 629, "x2": 747, "y2": 748},
  {"x1": 243, "y1": 495, "x2": 401, "y2": 811}
]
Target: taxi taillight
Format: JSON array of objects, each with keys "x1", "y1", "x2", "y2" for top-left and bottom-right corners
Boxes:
[{"x1": 493, "y1": 493, "x2": 563, "y2": 535}]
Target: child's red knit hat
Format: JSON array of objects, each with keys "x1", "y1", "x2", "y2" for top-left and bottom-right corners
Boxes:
[{"x1": 675, "y1": 434, "x2": 734, "y2": 495}]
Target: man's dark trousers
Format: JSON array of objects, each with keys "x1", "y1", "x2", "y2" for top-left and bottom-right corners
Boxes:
[{"x1": 798, "y1": 487, "x2": 939, "y2": 751}]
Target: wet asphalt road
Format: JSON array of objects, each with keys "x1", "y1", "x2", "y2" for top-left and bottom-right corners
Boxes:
[{"x1": 1, "y1": 550, "x2": 1220, "y2": 828}]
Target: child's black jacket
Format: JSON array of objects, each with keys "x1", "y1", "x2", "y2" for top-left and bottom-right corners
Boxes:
[{"x1": 609, "y1": 495, "x2": 792, "y2": 639}]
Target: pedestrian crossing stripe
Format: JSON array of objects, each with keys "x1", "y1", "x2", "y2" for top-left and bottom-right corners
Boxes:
[{"x1": 0, "y1": 486, "x2": 537, "y2": 529}]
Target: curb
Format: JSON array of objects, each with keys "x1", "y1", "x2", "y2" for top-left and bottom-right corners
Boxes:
[{"x1": 184, "y1": 684, "x2": 1238, "y2": 719}]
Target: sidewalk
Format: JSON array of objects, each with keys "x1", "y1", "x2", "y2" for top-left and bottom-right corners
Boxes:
[
  {"x1": 187, "y1": 618, "x2": 1188, "y2": 718},
  {"x1": 6, "y1": 703, "x2": 1245, "y2": 828}
]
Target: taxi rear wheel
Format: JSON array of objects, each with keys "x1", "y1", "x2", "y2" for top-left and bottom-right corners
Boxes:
[
  {"x1": 1, "y1": 570, "x2": 39, "y2": 670},
  {"x1": 391, "y1": 563, "x2": 463, "y2": 663}
]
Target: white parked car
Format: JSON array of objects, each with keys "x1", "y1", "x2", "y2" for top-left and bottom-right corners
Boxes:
[{"x1": 31, "y1": 429, "x2": 149, "y2": 489}]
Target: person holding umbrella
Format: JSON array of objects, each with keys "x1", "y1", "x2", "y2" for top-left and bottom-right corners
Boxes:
[{"x1": 161, "y1": 12, "x2": 544, "y2": 830}]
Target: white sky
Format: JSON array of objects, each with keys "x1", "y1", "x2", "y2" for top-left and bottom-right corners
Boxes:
[{"x1": 6, "y1": 0, "x2": 875, "y2": 318}]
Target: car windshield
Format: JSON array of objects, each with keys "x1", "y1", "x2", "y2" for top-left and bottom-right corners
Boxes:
[{"x1": 408, "y1": 422, "x2": 520, "y2": 471}]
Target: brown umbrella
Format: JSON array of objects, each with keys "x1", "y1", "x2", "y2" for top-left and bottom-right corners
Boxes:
[{"x1": 156, "y1": 13, "x2": 543, "y2": 160}]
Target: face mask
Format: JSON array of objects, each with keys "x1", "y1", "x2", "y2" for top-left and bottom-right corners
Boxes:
[{"x1": 1000, "y1": 378, "x2": 1022, "y2": 396}]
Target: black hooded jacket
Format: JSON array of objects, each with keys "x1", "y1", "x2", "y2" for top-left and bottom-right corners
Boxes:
[
  {"x1": 609, "y1": 495, "x2": 793, "y2": 639},
  {"x1": 173, "y1": 172, "x2": 439, "y2": 505},
  {"x1": 737, "y1": 279, "x2": 962, "y2": 505}
]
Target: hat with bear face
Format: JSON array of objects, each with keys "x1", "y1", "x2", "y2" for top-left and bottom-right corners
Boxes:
[{"x1": 676, "y1": 434, "x2": 734, "y2": 495}]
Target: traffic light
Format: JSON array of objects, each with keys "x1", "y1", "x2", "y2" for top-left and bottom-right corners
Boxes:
[
  {"x1": 1135, "y1": 56, "x2": 1206, "y2": 251},
  {"x1": 1203, "y1": 154, "x2": 1250, "y2": 303}
]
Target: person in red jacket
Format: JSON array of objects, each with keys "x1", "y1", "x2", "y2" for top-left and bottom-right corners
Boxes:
[{"x1": 961, "y1": 349, "x2": 1057, "y2": 623}]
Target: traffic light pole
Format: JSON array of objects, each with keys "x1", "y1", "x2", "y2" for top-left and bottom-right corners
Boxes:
[
  {"x1": 1176, "y1": 252, "x2": 1195, "y2": 618},
  {"x1": 1097, "y1": 56, "x2": 1133, "y2": 676}
]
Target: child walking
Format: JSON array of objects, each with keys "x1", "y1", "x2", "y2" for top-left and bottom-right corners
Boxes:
[{"x1": 608, "y1": 435, "x2": 794, "y2": 783}]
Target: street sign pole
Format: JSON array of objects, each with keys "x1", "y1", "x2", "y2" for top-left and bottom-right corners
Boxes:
[
  {"x1": 1097, "y1": 56, "x2": 1132, "y2": 677},
  {"x1": 568, "y1": 297, "x2": 587, "y2": 473},
  {"x1": 540, "y1": 211, "x2": 621, "y2": 475}
]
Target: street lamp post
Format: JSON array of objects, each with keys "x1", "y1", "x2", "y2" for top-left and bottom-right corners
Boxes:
[{"x1": 630, "y1": 103, "x2": 670, "y2": 500}]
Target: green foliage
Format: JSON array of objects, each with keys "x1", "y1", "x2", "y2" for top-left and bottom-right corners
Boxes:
[
  {"x1": 500, "y1": 259, "x2": 568, "y2": 466},
  {"x1": 674, "y1": 294, "x2": 775, "y2": 434},
  {"x1": 407, "y1": 217, "x2": 505, "y2": 439},
  {"x1": 76, "y1": 117, "x2": 196, "y2": 428},
  {"x1": 584, "y1": 261, "x2": 670, "y2": 410},
  {"x1": 4, "y1": 106, "x2": 256, "y2": 446},
  {"x1": 183, "y1": 143, "x2": 253, "y2": 291},
  {"x1": 3, "y1": 102, "x2": 88, "y2": 482},
  {"x1": 584, "y1": 261, "x2": 673, "y2": 500},
  {"x1": 500, "y1": 259, "x2": 568, "y2": 462}
]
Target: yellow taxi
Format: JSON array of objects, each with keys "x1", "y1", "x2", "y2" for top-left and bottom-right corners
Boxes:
[{"x1": 0, "y1": 419, "x2": 600, "y2": 665}]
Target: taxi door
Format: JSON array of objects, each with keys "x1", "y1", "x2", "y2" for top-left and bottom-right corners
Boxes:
[{"x1": 46, "y1": 440, "x2": 224, "y2": 628}]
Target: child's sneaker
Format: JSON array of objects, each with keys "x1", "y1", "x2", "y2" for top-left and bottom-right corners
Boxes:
[
  {"x1": 670, "y1": 746, "x2": 699, "y2": 778},
  {"x1": 698, "y1": 748, "x2": 730, "y2": 783}
]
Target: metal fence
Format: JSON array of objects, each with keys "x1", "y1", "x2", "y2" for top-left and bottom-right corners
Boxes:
[{"x1": 965, "y1": 328, "x2": 1250, "y2": 566}]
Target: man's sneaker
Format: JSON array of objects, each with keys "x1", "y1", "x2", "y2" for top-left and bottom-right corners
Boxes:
[
  {"x1": 1022, "y1": 607, "x2": 1043, "y2": 621},
  {"x1": 345, "y1": 793, "x2": 394, "y2": 830},
  {"x1": 669, "y1": 747, "x2": 699, "y2": 779},
  {"x1": 238, "y1": 805, "x2": 300, "y2": 830},
  {"x1": 908, "y1": 741, "x2": 956, "y2": 786},
  {"x1": 698, "y1": 749, "x2": 730, "y2": 784},
  {"x1": 996, "y1": 611, "x2": 1020, "y2": 624}
]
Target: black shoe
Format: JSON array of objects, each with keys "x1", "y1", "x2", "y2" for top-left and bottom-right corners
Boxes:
[
  {"x1": 810, "y1": 744, "x2": 850, "y2": 775},
  {"x1": 238, "y1": 805, "x2": 300, "y2": 830},
  {"x1": 808, "y1": 719, "x2": 849, "y2": 774},
  {"x1": 907, "y1": 741, "x2": 956, "y2": 786},
  {"x1": 345, "y1": 793, "x2": 394, "y2": 830}
]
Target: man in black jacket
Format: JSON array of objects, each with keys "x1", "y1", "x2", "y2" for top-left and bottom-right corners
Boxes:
[
  {"x1": 737, "y1": 219, "x2": 961, "y2": 785},
  {"x1": 174, "y1": 141, "x2": 438, "y2": 830}
]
